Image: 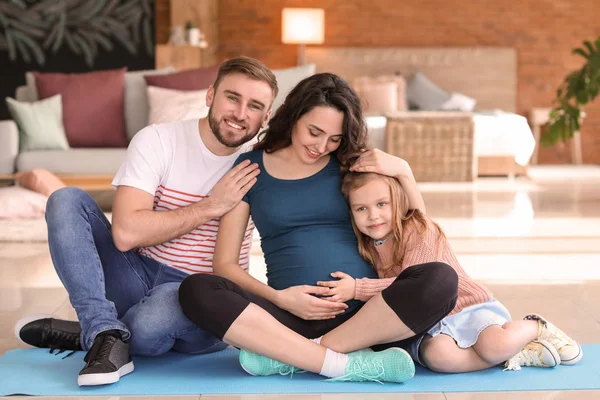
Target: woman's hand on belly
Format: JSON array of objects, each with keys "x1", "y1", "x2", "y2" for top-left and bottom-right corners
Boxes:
[{"x1": 274, "y1": 285, "x2": 348, "y2": 320}]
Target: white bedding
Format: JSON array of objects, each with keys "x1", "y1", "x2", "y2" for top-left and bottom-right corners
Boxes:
[{"x1": 366, "y1": 111, "x2": 536, "y2": 166}]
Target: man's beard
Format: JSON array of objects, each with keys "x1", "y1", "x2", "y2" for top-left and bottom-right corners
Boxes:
[{"x1": 208, "y1": 106, "x2": 258, "y2": 148}]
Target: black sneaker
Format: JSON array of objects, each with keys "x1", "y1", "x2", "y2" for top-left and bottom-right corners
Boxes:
[
  {"x1": 78, "y1": 330, "x2": 134, "y2": 386},
  {"x1": 15, "y1": 316, "x2": 82, "y2": 356}
]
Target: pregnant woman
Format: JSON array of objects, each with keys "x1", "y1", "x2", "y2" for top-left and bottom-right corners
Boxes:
[{"x1": 179, "y1": 73, "x2": 459, "y2": 383}]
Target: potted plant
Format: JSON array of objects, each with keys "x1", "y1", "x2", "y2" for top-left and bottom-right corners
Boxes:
[{"x1": 544, "y1": 36, "x2": 600, "y2": 145}]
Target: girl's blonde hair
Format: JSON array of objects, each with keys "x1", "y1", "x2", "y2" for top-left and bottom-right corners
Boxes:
[{"x1": 341, "y1": 172, "x2": 445, "y2": 274}]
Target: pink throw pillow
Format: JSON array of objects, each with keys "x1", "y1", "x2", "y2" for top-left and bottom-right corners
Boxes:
[
  {"x1": 34, "y1": 69, "x2": 128, "y2": 148},
  {"x1": 144, "y1": 66, "x2": 219, "y2": 91},
  {"x1": 0, "y1": 186, "x2": 47, "y2": 220},
  {"x1": 354, "y1": 75, "x2": 408, "y2": 112}
]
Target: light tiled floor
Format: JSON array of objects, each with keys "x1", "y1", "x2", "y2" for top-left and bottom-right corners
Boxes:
[{"x1": 1, "y1": 165, "x2": 600, "y2": 399}]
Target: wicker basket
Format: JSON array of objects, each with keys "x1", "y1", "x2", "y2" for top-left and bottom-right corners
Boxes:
[{"x1": 385, "y1": 111, "x2": 476, "y2": 182}]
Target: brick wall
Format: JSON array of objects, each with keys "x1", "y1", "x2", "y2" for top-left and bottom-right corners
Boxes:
[{"x1": 158, "y1": 0, "x2": 600, "y2": 164}]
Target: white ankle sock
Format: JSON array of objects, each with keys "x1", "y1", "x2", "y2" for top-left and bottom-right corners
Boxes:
[
  {"x1": 311, "y1": 336, "x2": 323, "y2": 345},
  {"x1": 319, "y1": 348, "x2": 349, "y2": 378}
]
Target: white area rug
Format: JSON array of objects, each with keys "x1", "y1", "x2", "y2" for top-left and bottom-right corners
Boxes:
[{"x1": 0, "y1": 213, "x2": 112, "y2": 242}]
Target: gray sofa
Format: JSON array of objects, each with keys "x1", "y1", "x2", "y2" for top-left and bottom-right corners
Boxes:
[
  {"x1": 0, "y1": 68, "x2": 177, "y2": 176},
  {"x1": 0, "y1": 64, "x2": 316, "y2": 177}
]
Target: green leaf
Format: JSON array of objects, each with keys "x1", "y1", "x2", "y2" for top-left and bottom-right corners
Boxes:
[
  {"x1": 573, "y1": 48, "x2": 590, "y2": 59},
  {"x1": 0, "y1": 14, "x2": 17, "y2": 61},
  {"x1": 143, "y1": 17, "x2": 153, "y2": 56},
  {"x1": 81, "y1": 0, "x2": 107, "y2": 21},
  {"x1": 12, "y1": 30, "x2": 45, "y2": 64},
  {"x1": 52, "y1": 12, "x2": 67, "y2": 53},
  {"x1": 9, "y1": 0, "x2": 26, "y2": 9},
  {"x1": 64, "y1": 31, "x2": 81, "y2": 55},
  {"x1": 140, "y1": 0, "x2": 152, "y2": 16},
  {"x1": 77, "y1": 30, "x2": 98, "y2": 61},
  {"x1": 583, "y1": 40, "x2": 595, "y2": 55},
  {"x1": 73, "y1": 33, "x2": 94, "y2": 67}
]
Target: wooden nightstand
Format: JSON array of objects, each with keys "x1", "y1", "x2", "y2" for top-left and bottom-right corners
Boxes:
[{"x1": 529, "y1": 107, "x2": 583, "y2": 164}]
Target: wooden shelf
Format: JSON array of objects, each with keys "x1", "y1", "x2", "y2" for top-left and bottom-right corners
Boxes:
[{"x1": 156, "y1": 44, "x2": 208, "y2": 70}]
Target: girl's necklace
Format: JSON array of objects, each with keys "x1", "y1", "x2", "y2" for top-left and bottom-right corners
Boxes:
[{"x1": 374, "y1": 233, "x2": 393, "y2": 247}]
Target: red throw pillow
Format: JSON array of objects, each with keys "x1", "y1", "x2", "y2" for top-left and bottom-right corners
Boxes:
[
  {"x1": 144, "y1": 66, "x2": 219, "y2": 91},
  {"x1": 34, "y1": 69, "x2": 128, "y2": 148}
]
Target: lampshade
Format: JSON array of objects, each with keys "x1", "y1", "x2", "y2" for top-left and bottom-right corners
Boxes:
[{"x1": 281, "y1": 8, "x2": 324, "y2": 45}]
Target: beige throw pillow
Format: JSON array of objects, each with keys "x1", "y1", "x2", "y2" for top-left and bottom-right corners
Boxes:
[
  {"x1": 353, "y1": 75, "x2": 408, "y2": 113},
  {"x1": 147, "y1": 86, "x2": 209, "y2": 125}
]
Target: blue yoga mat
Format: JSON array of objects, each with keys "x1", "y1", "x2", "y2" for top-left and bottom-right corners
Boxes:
[{"x1": 1, "y1": 345, "x2": 599, "y2": 395}]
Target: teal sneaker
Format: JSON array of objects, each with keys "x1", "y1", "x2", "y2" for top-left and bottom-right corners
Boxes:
[
  {"x1": 328, "y1": 347, "x2": 415, "y2": 384},
  {"x1": 239, "y1": 349, "x2": 302, "y2": 377}
]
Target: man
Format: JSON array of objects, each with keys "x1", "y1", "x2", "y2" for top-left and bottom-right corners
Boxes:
[{"x1": 15, "y1": 57, "x2": 278, "y2": 386}]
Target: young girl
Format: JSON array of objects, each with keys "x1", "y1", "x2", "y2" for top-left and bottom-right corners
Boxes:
[{"x1": 316, "y1": 170, "x2": 583, "y2": 372}]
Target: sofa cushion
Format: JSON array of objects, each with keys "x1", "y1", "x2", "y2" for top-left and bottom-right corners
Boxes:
[
  {"x1": 25, "y1": 72, "x2": 39, "y2": 102},
  {"x1": 147, "y1": 86, "x2": 209, "y2": 125},
  {"x1": 124, "y1": 68, "x2": 175, "y2": 141},
  {"x1": 271, "y1": 64, "x2": 316, "y2": 115},
  {"x1": 34, "y1": 68, "x2": 128, "y2": 148},
  {"x1": 17, "y1": 148, "x2": 127, "y2": 175},
  {"x1": 5, "y1": 94, "x2": 69, "y2": 152},
  {"x1": 144, "y1": 66, "x2": 219, "y2": 91},
  {"x1": 16, "y1": 85, "x2": 33, "y2": 102}
]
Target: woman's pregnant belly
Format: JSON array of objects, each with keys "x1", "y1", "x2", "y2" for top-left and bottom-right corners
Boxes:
[{"x1": 262, "y1": 226, "x2": 376, "y2": 291}]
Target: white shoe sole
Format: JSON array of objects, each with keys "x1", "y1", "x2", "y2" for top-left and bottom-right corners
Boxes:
[
  {"x1": 77, "y1": 361, "x2": 135, "y2": 386},
  {"x1": 536, "y1": 340, "x2": 561, "y2": 367},
  {"x1": 14, "y1": 314, "x2": 55, "y2": 347}
]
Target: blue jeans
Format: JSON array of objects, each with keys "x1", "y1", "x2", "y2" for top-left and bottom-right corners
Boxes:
[{"x1": 46, "y1": 187, "x2": 227, "y2": 356}]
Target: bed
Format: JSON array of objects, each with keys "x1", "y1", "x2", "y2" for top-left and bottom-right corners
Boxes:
[{"x1": 305, "y1": 47, "x2": 535, "y2": 177}]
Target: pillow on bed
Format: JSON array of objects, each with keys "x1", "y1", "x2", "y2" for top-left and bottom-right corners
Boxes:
[
  {"x1": 406, "y1": 71, "x2": 451, "y2": 111},
  {"x1": 354, "y1": 81, "x2": 397, "y2": 113},
  {"x1": 353, "y1": 75, "x2": 407, "y2": 113},
  {"x1": 441, "y1": 92, "x2": 477, "y2": 112},
  {"x1": 271, "y1": 64, "x2": 316, "y2": 115}
]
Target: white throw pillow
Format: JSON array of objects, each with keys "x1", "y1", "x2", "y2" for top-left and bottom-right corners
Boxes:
[
  {"x1": 271, "y1": 64, "x2": 316, "y2": 115},
  {"x1": 441, "y1": 92, "x2": 477, "y2": 112},
  {"x1": 147, "y1": 86, "x2": 209, "y2": 125}
]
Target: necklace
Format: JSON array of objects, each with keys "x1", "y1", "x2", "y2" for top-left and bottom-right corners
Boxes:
[{"x1": 374, "y1": 234, "x2": 393, "y2": 247}]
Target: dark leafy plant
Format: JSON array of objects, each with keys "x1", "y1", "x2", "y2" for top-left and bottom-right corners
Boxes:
[
  {"x1": 0, "y1": 0, "x2": 154, "y2": 67},
  {"x1": 544, "y1": 36, "x2": 600, "y2": 145}
]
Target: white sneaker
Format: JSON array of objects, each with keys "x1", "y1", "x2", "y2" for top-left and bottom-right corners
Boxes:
[
  {"x1": 524, "y1": 314, "x2": 583, "y2": 365},
  {"x1": 503, "y1": 340, "x2": 560, "y2": 371}
]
